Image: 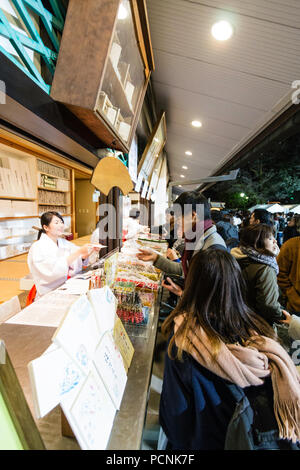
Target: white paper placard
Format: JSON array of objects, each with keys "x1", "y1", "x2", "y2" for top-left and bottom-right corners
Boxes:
[
  {"x1": 28, "y1": 345, "x2": 84, "y2": 419},
  {"x1": 141, "y1": 179, "x2": 149, "y2": 199},
  {"x1": 6, "y1": 291, "x2": 76, "y2": 327},
  {"x1": 56, "y1": 278, "x2": 90, "y2": 295},
  {"x1": 53, "y1": 295, "x2": 101, "y2": 374},
  {"x1": 0, "y1": 295, "x2": 20, "y2": 324},
  {"x1": 87, "y1": 287, "x2": 117, "y2": 336},
  {"x1": 63, "y1": 367, "x2": 116, "y2": 450},
  {"x1": 93, "y1": 331, "x2": 127, "y2": 410}
]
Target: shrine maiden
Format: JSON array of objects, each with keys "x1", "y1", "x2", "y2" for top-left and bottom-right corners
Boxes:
[{"x1": 28, "y1": 212, "x2": 100, "y2": 300}]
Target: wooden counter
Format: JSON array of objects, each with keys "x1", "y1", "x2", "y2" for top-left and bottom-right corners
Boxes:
[{"x1": 0, "y1": 286, "x2": 162, "y2": 450}]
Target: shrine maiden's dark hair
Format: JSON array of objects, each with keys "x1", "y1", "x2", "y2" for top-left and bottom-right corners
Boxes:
[{"x1": 38, "y1": 211, "x2": 64, "y2": 240}]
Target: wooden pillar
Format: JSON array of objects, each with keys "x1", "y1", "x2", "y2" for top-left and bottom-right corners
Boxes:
[{"x1": 97, "y1": 188, "x2": 122, "y2": 255}]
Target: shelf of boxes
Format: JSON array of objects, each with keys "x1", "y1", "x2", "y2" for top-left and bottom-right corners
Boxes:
[
  {"x1": 0, "y1": 148, "x2": 39, "y2": 261},
  {"x1": 37, "y1": 159, "x2": 72, "y2": 217},
  {"x1": 0, "y1": 216, "x2": 40, "y2": 260},
  {"x1": 0, "y1": 152, "x2": 73, "y2": 260}
]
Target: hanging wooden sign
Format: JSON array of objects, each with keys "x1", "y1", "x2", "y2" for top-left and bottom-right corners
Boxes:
[{"x1": 91, "y1": 156, "x2": 133, "y2": 196}]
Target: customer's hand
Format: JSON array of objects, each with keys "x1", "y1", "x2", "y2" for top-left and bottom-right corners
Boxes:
[
  {"x1": 167, "y1": 248, "x2": 179, "y2": 260},
  {"x1": 162, "y1": 277, "x2": 183, "y2": 297},
  {"x1": 136, "y1": 248, "x2": 158, "y2": 263},
  {"x1": 280, "y1": 309, "x2": 292, "y2": 325}
]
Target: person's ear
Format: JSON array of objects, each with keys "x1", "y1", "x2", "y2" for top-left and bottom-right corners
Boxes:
[{"x1": 192, "y1": 210, "x2": 198, "y2": 223}]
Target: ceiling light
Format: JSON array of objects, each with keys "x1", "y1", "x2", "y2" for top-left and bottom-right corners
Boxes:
[
  {"x1": 182, "y1": 165, "x2": 188, "y2": 170},
  {"x1": 180, "y1": 174, "x2": 185, "y2": 178},
  {"x1": 191, "y1": 120, "x2": 202, "y2": 128},
  {"x1": 211, "y1": 20, "x2": 233, "y2": 41},
  {"x1": 178, "y1": 185, "x2": 182, "y2": 188},
  {"x1": 185, "y1": 151, "x2": 192, "y2": 156},
  {"x1": 118, "y1": 4, "x2": 128, "y2": 20}
]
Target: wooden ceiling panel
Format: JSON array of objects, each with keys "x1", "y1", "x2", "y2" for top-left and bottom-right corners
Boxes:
[{"x1": 147, "y1": 0, "x2": 300, "y2": 186}]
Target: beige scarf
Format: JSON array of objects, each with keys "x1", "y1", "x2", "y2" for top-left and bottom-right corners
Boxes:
[{"x1": 174, "y1": 314, "x2": 300, "y2": 443}]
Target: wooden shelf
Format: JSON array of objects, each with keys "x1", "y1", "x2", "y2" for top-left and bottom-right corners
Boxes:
[
  {"x1": 37, "y1": 186, "x2": 69, "y2": 193},
  {"x1": 0, "y1": 216, "x2": 39, "y2": 221},
  {"x1": 38, "y1": 203, "x2": 70, "y2": 207},
  {"x1": 0, "y1": 234, "x2": 36, "y2": 241},
  {"x1": 0, "y1": 250, "x2": 30, "y2": 261},
  {"x1": 38, "y1": 171, "x2": 70, "y2": 181},
  {"x1": 0, "y1": 196, "x2": 36, "y2": 201}
]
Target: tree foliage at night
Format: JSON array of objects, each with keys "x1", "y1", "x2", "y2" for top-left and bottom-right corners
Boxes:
[{"x1": 205, "y1": 133, "x2": 300, "y2": 209}]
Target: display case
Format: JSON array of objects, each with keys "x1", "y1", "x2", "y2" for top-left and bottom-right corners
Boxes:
[
  {"x1": 135, "y1": 111, "x2": 167, "y2": 195},
  {"x1": 50, "y1": 0, "x2": 155, "y2": 153}
]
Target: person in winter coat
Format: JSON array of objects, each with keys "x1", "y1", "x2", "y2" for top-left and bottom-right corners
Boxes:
[
  {"x1": 249, "y1": 208, "x2": 273, "y2": 227},
  {"x1": 283, "y1": 214, "x2": 300, "y2": 244},
  {"x1": 159, "y1": 249, "x2": 300, "y2": 450},
  {"x1": 211, "y1": 210, "x2": 239, "y2": 242},
  {"x1": 137, "y1": 191, "x2": 226, "y2": 296},
  {"x1": 231, "y1": 224, "x2": 286, "y2": 326},
  {"x1": 277, "y1": 236, "x2": 300, "y2": 314}
]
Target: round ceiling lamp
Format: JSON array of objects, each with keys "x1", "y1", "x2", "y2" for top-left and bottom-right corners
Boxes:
[
  {"x1": 191, "y1": 120, "x2": 202, "y2": 128},
  {"x1": 211, "y1": 20, "x2": 233, "y2": 41},
  {"x1": 118, "y1": 4, "x2": 128, "y2": 20}
]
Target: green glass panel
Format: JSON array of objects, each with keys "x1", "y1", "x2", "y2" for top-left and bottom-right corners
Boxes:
[{"x1": 0, "y1": 391, "x2": 23, "y2": 450}]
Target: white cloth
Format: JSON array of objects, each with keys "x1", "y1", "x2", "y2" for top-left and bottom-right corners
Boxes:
[
  {"x1": 90, "y1": 228, "x2": 99, "y2": 244},
  {"x1": 233, "y1": 216, "x2": 242, "y2": 226},
  {"x1": 27, "y1": 233, "x2": 83, "y2": 299},
  {"x1": 124, "y1": 218, "x2": 142, "y2": 240}
]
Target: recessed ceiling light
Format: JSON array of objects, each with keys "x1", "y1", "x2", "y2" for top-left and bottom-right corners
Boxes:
[
  {"x1": 211, "y1": 20, "x2": 233, "y2": 41},
  {"x1": 182, "y1": 165, "x2": 188, "y2": 170},
  {"x1": 180, "y1": 174, "x2": 185, "y2": 178},
  {"x1": 118, "y1": 4, "x2": 128, "y2": 20},
  {"x1": 191, "y1": 120, "x2": 202, "y2": 128},
  {"x1": 185, "y1": 151, "x2": 192, "y2": 156}
]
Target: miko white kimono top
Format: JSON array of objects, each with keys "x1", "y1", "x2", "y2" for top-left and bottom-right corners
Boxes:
[{"x1": 27, "y1": 233, "x2": 84, "y2": 299}]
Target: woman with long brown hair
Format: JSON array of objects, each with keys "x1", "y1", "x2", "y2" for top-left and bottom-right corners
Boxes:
[{"x1": 159, "y1": 249, "x2": 300, "y2": 450}]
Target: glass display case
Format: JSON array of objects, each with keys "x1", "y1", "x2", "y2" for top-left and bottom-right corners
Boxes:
[
  {"x1": 135, "y1": 111, "x2": 167, "y2": 194},
  {"x1": 51, "y1": 0, "x2": 154, "y2": 153},
  {"x1": 97, "y1": 1, "x2": 145, "y2": 146}
]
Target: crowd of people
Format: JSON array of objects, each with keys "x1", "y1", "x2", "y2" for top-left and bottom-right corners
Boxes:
[{"x1": 137, "y1": 191, "x2": 300, "y2": 450}]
